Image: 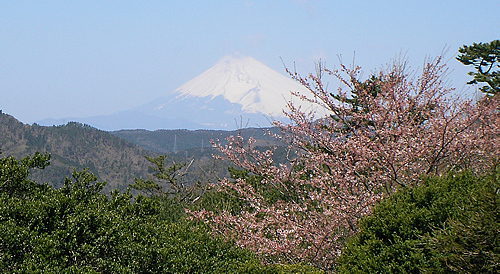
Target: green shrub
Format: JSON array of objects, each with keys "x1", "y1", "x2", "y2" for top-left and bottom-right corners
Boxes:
[
  {"x1": 338, "y1": 170, "x2": 500, "y2": 273},
  {"x1": 0, "y1": 153, "x2": 322, "y2": 273}
]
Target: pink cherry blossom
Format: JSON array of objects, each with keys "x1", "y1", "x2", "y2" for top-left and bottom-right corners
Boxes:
[{"x1": 188, "y1": 56, "x2": 500, "y2": 270}]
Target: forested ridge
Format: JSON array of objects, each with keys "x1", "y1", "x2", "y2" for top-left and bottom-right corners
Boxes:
[
  {"x1": 112, "y1": 127, "x2": 282, "y2": 154},
  {"x1": 0, "y1": 112, "x2": 153, "y2": 192},
  {"x1": 0, "y1": 112, "x2": 283, "y2": 192}
]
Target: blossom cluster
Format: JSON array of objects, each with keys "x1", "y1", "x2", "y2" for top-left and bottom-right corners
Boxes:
[{"x1": 189, "y1": 57, "x2": 500, "y2": 270}]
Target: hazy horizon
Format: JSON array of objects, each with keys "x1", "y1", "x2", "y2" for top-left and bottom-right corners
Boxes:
[{"x1": 2, "y1": 1, "x2": 499, "y2": 125}]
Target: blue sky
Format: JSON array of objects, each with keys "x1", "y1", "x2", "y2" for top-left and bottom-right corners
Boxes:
[{"x1": 1, "y1": 1, "x2": 499, "y2": 124}]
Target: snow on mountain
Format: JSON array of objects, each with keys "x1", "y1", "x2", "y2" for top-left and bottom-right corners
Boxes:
[
  {"x1": 171, "y1": 54, "x2": 316, "y2": 118},
  {"x1": 132, "y1": 54, "x2": 320, "y2": 129},
  {"x1": 37, "y1": 55, "x2": 321, "y2": 131}
]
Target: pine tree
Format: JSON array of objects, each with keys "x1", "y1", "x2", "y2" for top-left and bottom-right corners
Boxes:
[{"x1": 457, "y1": 40, "x2": 500, "y2": 95}]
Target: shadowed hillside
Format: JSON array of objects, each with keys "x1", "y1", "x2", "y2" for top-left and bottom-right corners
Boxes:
[
  {"x1": 110, "y1": 127, "x2": 286, "y2": 186},
  {"x1": 1, "y1": 111, "x2": 289, "y2": 192},
  {"x1": 111, "y1": 127, "x2": 282, "y2": 154},
  {"x1": 0, "y1": 111, "x2": 154, "y2": 192}
]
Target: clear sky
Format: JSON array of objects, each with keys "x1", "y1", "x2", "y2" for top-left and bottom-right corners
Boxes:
[{"x1": 1, "y1": 1, "x2": 499, "y2": 124}]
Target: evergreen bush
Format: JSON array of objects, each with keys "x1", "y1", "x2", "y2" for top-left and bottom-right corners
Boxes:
[{"x1": 338, "y1": 170, "x2": 500, "y2": 273}]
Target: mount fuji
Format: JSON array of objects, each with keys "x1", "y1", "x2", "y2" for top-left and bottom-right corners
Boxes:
[{"x1": 38, "y1": 55, "x2": 317, "y2": 131}]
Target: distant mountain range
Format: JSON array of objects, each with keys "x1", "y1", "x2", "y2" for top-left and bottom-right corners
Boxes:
[
  {"x1": 5, "y1": 55, "x2": 306, "y2": 189},
  {"x1": 111, "y1": 127, "x2": 282, "y2": 154},
  {"x1": 36, "y1": 55, "x2": 318, "y2": 131},
  {"x1": 1, "y1": 111, "x2": 285, "y2": 191}
]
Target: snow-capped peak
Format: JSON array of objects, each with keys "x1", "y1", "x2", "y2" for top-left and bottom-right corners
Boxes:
[{"x1": 173, "y1": 55, "x2": 314, "y2": 117}]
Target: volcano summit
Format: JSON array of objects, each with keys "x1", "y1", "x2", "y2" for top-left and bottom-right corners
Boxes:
[
  {"x1": 132, "y1": 55, "x2": 317, "y2": 129},
  {"x1": 172, "y1": 55, "x2": 314, "y2": 118},
  {"x1": 38, "y1": 55, "x2": 317, "y2": 130}
]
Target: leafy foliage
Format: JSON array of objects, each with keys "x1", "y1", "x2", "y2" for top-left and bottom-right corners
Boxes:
[
  {"x1": 130, "y1": 154, "x2": 189, "y2": 197},
  {"x1": 0, "y1": 151, "x2": 50, "y2": 197},
  {"x1": 457, "y1": 40, "x2": 500, "y2": 95},
  {"x1": 338, "y1": 169, "x2": 500, "y2": 273},
  {"x1": 0, "y1": 153, "x2": 321, "y2": 273}
]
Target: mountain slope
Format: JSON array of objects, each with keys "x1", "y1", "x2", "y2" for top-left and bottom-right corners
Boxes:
[
  {"x1": 167, "y1": 55, "x2": 315, "y2": 117},
  {"x1": 133, "y1": 55, "x2": 317, "y2": 129},
  {"x1": 0, "y1": 111, "x2": 154, "y2": 191},
  {"x1": 111, "y1": 127, "x2": 282, "y2": 154}
]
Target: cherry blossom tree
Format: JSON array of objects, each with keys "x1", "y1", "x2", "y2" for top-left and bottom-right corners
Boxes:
[{"x1": 188, "y1": 56, "x2": 500, "y2": 270}]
